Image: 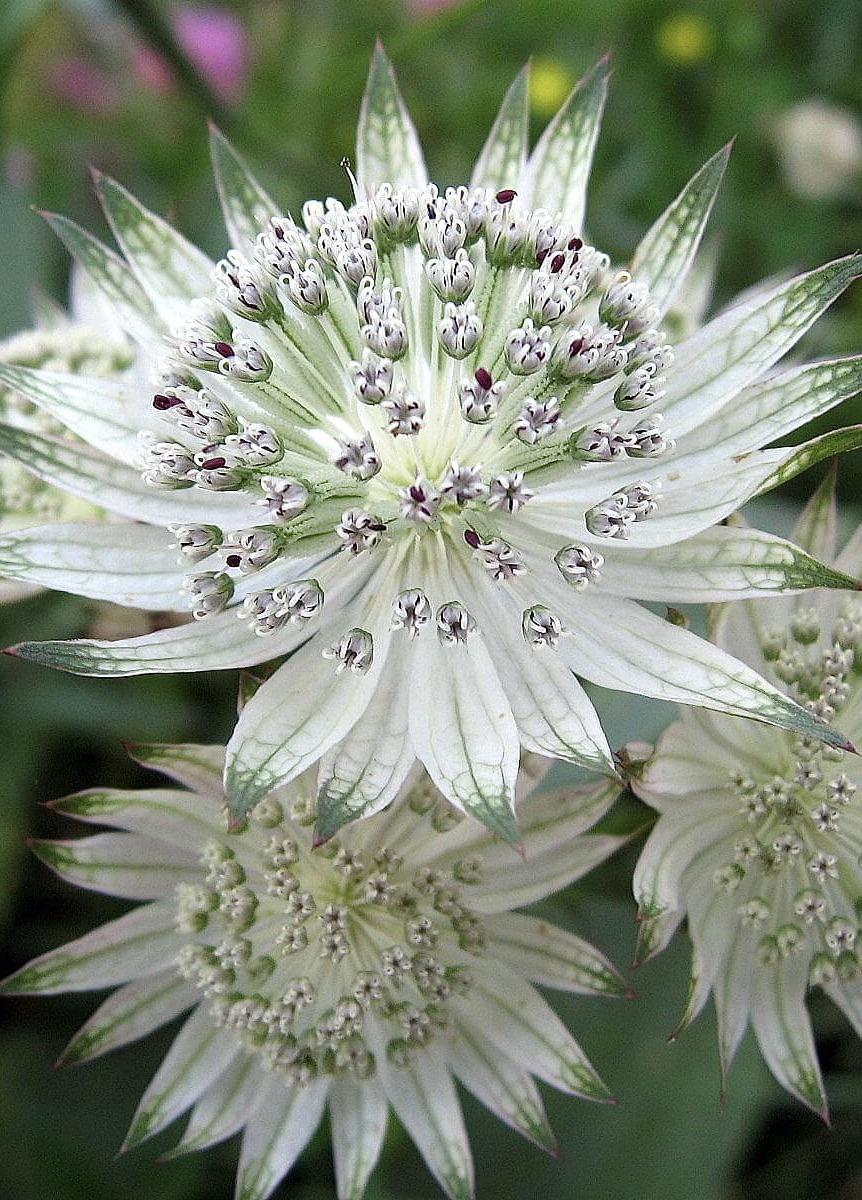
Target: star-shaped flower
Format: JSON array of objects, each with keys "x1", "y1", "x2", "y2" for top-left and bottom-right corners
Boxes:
[
  {"x1": 1, "y1": 48, "x2": 861, "y2": 842},
  {"x1": 2, "y1": 746, "x2": 629, "y2": 1200},
  {"x1": 628, "y1": 473, "x2": 862, "y2": 1117}
]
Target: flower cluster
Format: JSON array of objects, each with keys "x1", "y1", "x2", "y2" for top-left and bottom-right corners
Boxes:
[
  {"x1": 629, "y1": 477, "x2": 862, "y2": 1116},
  {"x1": 2, "y1": 745, "x2": 629, "y2": 1200},
  {"x1": 1, "y1": 49, "x2": 860, "y2": 846}
]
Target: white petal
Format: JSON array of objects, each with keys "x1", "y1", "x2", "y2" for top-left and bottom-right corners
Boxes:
[
  {"x1": 356, "y1": 43, "x2": 428, "y2": 193},
  {"x1": 9, "y1": 604, "x2": 314, "y2": 677},
  {"x1": 94, "y1": 172, "x2": 214, "y2": 321},
  {"x1": 470, "y1": 65, "x2": 529, "y2": 191},
  {"x1": 316, "y1": 632, "x2": 414, "y2": 840},
  {"x1": 58, "y1": 970, "x2": 195, "y2": 1066},
  {"x1": 484, "y1": 912, "x2": 630, "y2": 998},
  {"x1": 459, "y1": 562, "x2": 615, "y2": 774},
  {"x1": 235, "y1": 1076, "x2": 328, "y2": 1200},
  {"x1": 751, "y1": 954, "x2": 828, "y2": 1117},
  {"x1": 172, "y1": 1055, "x2": 262, "y2": 1153},
  {"x1": 329, "y1": 1077, "x2": 388, "y2": 1200},
  {"x1": 209, "y1": 125, "x2": 278, "y2": 250},
  {"x1": 30, "y1": 832, "x2": 197, "y2": 899},
  {"x1": 596, "y1": 525, "x2": 855, "y2": 601},
  {"x1": 225, "y1": 569, "x2": 396, "y2": 820},
  {"x1": 523, "y1": 56, "x2": 609, "y2": 231},
  {"x1": 447, "y1": 1030, "x2": 557, "y2": 1153},
  {"x1": 0, "y1": 420, "x2": 259, "y2": 526},
  {"x1": 791, "y1": 464, "x2": 839, "y2": 561},
  {"x1": 409, "y1": 620, "x2": 520, "y2": 846},
  {"x1": 0, "y1": 901, "x2": 178, "y2": 994},
  {"x1": 454, "y1": 968, "x2": 611, "y2": 1100},
  {"x1": 555, "y1": 591, "x2": 852, "y2": 751},
  {"x1": 47, "y1": 786, "x2": 231, "y2": 851},
  {"x1": 44, "y1": 211, "x2": 161, "y2": 344},
  {"x1": 127, "y1": 742, "x2": 226, "y2": 796},
  {"x1": 124, "y1": 1005, "x2": 240, "y2": 1148},
  {"x1": 0, "y1": 521, "x2": 188, "y2": 609},
  {"x1": 661, "y1": 254, "x2": 862, "y2": 439},
  {"x1": 630, "y1": 144, "x2": 731, "y2": 319},
  {"x1": 672, "y1": 354, "x2": 862, "y2": 464},
  {"x1": 377, "y1": 1040, "x2": 474, "y2": 1200}
]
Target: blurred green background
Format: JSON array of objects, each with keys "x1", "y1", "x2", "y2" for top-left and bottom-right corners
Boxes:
[{"x1": 1, "y1": 0, "x2": 861, "y2": 1197}]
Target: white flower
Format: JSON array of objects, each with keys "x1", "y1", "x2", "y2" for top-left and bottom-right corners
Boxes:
[
  {"x1": 0, "y1": 265, "x2": 135, "y2": 601},
  {"x1": 773, "y1": 99, "x2": 862, "y2": 201},
  {"x1": 2, "y1": 746, "x2": 630, "y2": 1200},
  {"x1": 1, "y1": 48, "x2": 861, "y2": 842},
  {"x1": 628, "y1": 476, "x2": 862, "y2": 1118}
]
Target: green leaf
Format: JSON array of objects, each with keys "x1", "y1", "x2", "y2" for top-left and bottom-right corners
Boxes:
[
  {"x1": 355, "y1": 42, "x2": 428, "y2": 193},
  {"x1": 209, "y1": 124, "x2": 279, "y2": 250},
  {"x1": 631, "y1": 143, "x2": 731, "y2": 319},
  {"x1": 526, "y1": 55, "x2": 610, "y2": 233},
  {"x1": 470, "y1": 63, "x2": 530, "y2": 191}
]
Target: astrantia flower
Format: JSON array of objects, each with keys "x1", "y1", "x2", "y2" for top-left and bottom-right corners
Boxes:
[
  {"x1": 629, "y1": 476, "x2": 862, "y2": 1116},
  {"x1": 2, "y1": 49, "x2": 862, "y2": 842},
  {"x1": 2, "y1": 746, "x2": 630, "y2": 1200},
  {"x1": 0, "y1": 268, "x2": 134, "y2": 600}
]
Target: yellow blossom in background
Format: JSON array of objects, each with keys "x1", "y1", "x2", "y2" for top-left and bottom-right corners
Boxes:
[
  {"x1": 529, "y1": 56, "x2": 574, "y2": 119},
  {"x1": 656, "y1": 12, "x2": 714, "y2": 66}
]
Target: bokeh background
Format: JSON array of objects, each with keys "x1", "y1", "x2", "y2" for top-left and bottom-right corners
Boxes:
[{"x1": 1, "y1": 0, "x2": 861, "y2": 1197}]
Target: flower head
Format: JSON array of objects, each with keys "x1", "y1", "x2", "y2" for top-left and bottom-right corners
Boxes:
[
  {"x1": 629, "y1": 475, "x2": 862, "y2": 1117},
  {"x1": 0, "y1": 268, "x2": 134, "y2": 601},
  {"x1": 3, "y1": 746, "x2": 629, "y2": 1200},
  {"x1": 2, "y1": 48, "x2": 861, "y2": 842}
]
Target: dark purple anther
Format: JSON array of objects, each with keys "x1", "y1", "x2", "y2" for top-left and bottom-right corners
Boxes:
[
  {"x1": 202, "y1": 456, "x2": 226, "y2": 470},
  {"x1": 550, "y1": 253, "x2": 565, "y2": 274},
  {"x1": 568, "y1": 237, "x2": 583, "y2": 251},
  {"x1": 536, "y1": 248, "x2": 550, "y2": 265},
  {"x1": 464, "y1": 529, "x2": 481, "y2": 549},
  {"x1": 214, "y1": 341, "x2": 234, "y2": 357},
  {"x1": 474, "y1": 367, "x2": 493, "y2": 391},
  {"x1": 152, "y1": 394, "x2": 183, "y2": 410},
  {"x1": 225, "y1": 554, "x2": 241, "y2": 568},
  {"x1": 568, "y1": 337, "x2": 584, "y2": 356},
  {"x1": 409, "y1": 485, "x2": 426, "y2": 503},
  {"x1": 495, "y1": 189, "x2": 517, "y2": 204}
]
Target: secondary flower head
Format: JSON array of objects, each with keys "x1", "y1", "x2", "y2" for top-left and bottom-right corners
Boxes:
[
  {"x1": 2, "y1": 47, "x2": 862, "y2": 842},
  {"x1": 629, "y1": 475, "x2": 862, "y2": 1117},
  {"x1": 2, "y1": 746, "x2": 629, "y2": 1200},
  {"x1": 0, "y1": 268, "x2": 134, "y2": 601}
]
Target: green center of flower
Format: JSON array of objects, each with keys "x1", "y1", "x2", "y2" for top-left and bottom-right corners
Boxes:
[
  {"x1": 713, "y1": 597, "x2": 862, "y2": 985},
  {"x1": 173, "y1": 781, "x2": 485, "y2": 1085}
]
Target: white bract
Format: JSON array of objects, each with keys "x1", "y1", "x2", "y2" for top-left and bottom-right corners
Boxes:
[
  {"x1": 2, "y1": 746, "x2": 630, "y2": 1200},
  {"x1": 629, "y1": 476, "x2": 862, "y2": 1117},
  {"x1": 0, "y1": 267, "x2": 135, "y2": 601},
  {"x1": 2, "y1": 48, "x2": 862, "y2": 841}
]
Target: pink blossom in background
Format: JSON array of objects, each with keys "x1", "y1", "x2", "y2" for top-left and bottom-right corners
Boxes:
[
  {"x1": 132, "y1": 6, "x2": 251, "y2": 103},
  {"x1": 49, "y1": 57, "x2": 120, "y2": 113},
  {"x1": 174, "y1": 6, "x2": 250, "y2": 102}
]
